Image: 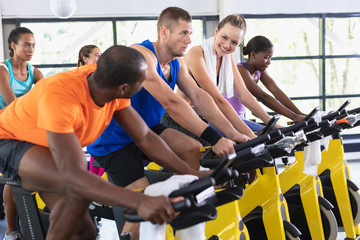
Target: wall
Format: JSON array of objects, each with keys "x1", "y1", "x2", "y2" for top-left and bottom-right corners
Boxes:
[
  {"x1": 1, "y1": 0, "x2": 359, "y2": 19},
  {"x1": 221, "y1": 0, "x2": 360, "y2": 17},
  {"x1": 0, "y1": 0, "x2": 219, "y2": 18}
]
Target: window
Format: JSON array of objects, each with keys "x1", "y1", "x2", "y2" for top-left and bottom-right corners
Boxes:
[
  {"x1": 116, "y1": 19, "x2": 203, "y2": 48},
  {"x1": 245, "y1": 18, "x2": 320, "y2": 57},
  {"x1": 16, "y1": 17, "x2": 207, "y2": 77},
  {"x1": 325, "y1": 17, "x2": 360, "y2": 55},
  {"x1": 242, "y1": 14, "x2": 360, "y2": 127},
  {"x1": 22, "y1": 21, "x2": 113, "y2": 65},
  {"x1": 5, "y1": 13, "x2": 358, "y2": 135}
]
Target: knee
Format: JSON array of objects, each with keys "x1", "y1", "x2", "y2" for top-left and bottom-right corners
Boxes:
[
  {"x1": 187, "y1": 139, "x2": 202, "y2": 157},
  {"x1": 181, "y1": 139, "x2": 202, "y2": 169}
]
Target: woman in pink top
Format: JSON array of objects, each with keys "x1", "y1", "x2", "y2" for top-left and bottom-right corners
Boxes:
[{"x1": 238, "y1": 36, "x2": 306, "y2": 123}]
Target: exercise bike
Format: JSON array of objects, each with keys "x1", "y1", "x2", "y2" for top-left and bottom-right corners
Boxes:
[
  {"x1": 317, "y1": 106, "x2": 360, "y2": 240},
  {"x1": 201, "y1": 115, "x2": 305, "y2": 240},
  {"x1": 125, "y1": 127, "x2": 308, "y2": 240},
  {"x1": 278, "y1": 107, "x2": 345, "y2": 240}
]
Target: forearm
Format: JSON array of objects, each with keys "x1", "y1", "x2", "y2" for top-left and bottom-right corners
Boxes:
[
  {"x1": 273, "y1": 92, "x2": 304, "y2": 115},
  {"x1": 260, "y1": 94, "x2": 301, "y2": 120},
  {"x1": 192, "y1": 92, "x2": 241, "y2": 139},
  {"x1": 240, "y1": 96, "x2": 272, "y2": 124},
  {"x1": 0, "y1": 89, "x2": 16, "y2": 106},
  {"x1": 214, "y1": 98, "x2": 255, "y2": 137}
]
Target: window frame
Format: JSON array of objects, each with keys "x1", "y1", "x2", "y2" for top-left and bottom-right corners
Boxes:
[
  {"x1": 242, "y1": 12, "x2": 360, "y2": 111},
  {"x1": 2, "y1": 13, "x2": 359, "y2": 137},
  {"x1": 2, "y1": 15, "x2": 218, "y2": 69}
]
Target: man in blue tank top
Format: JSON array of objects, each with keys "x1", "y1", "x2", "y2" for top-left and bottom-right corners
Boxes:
[
  {"x1": 88, "y1": 7, "x2": 251, "y2": 185},
  {"x1": 88, "y1": 6, "x2": 251, "y2": 185},
  {"x1": 88, "y1": 7, "x2": 251, "y2": 238}
]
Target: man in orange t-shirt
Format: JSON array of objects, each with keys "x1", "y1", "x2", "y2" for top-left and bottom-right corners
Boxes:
[{"x1": 0, "y1": 45, "x2": 203, "y2": 240}]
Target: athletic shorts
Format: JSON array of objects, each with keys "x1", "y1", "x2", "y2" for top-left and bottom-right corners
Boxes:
[
  {"x1": 91, "y1": 123, "x2": 168, "y2": 187},
  {"x1": 161, "y1": 110, "x2": 210, "y2": 147},
  {"x1": 0, "y1": 139, "x2": 34, "y2": 185}
]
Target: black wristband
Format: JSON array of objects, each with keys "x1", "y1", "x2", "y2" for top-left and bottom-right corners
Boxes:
[{"x1": 200, "y1": 126, "x2": 222, "y2": 146}]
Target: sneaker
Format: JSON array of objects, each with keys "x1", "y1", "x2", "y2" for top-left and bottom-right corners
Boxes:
[{"x1": 3, "y1": 231, "x2": 23, "y2": 240}]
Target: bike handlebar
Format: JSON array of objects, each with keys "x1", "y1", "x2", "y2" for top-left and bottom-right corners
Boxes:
[{"x1": 124, "y1": 198, "x2": 192, "y2": 222}]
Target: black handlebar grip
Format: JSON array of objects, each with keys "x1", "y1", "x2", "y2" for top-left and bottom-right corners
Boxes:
[
  {"x1": 302, "y1": 122, "x2": 320, "y2": 133},
  {"x1": 169, "y1": 177, "x2": 215, "y2": 198},
  {"x1": 200, "y1": 157, "x2": 226, "y2": 168},
  {"x1": 172, "y1": 198, "x2": 192, "y2": 211},
  {"x1": 304, "y1": 107, "x2": 320, "y2": 122},
  {"x1": 234, "y1": 134, "x2": 270, "y2": 152},
  {"x1": 322, "y1": 111, "x2": 341, "y2": 121},
  {"x1": 123, "y1": 209, "x2": 143, "y2": 222},
  {"x1": 280, "y1": 121, "x2": 308, "y2": 134},
  {"x1": 267, "y1": 129, "x2": 283, "y2": 138},
  {"x1": 303, "y1": 119, "x2": 330, "y2": 133},
  {"x1": 320, "y1": 125, "x2": 343, "y2": 137},
  {"x1": 124, "y1": 198, "x2": 192, "y2": 222},
  {"x1": 348, "y1": 107, "x2": 360, "y2": 115},
  {"x1": 337, "y1": 99, "x2": 351, "y2": 112},
  {"x1": 306, "y1": 131, "x2": 324, "y2": 142}
]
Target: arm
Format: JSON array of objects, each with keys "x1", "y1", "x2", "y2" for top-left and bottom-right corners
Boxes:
[
  {"x1": 232, "y1": 57, "x2": 273, "y2": 124},
  {"x1": 131, "y1": 45, "x2": 237, "y2": 156},
  {"x1": 0, "y1": 66, "x2": 16, "y2": 105},
  {"x1": 113, "y1": 106, "x2": 205, "y2": 177},
  {"x1": 131, "y1": 45, "x2": 208, "y2": 137},
  {"x1": 260, "y1": 71, "x2": 306, "y2": 120},
  {"x1": 184, "y1": 47, "x2": 255, "y2": 139},
  {"x1": 0, "y1": 66, "x2": 44, "y2": 107},
  {"x1": 33, "y1": 67, "x2": 44, "y2": 83},
  {"x1": 47, "y1": 131, "x2": 177, "y2": 224},
  {"x1": 238, "y1": 64, "x2": 305, "y2": 122}
]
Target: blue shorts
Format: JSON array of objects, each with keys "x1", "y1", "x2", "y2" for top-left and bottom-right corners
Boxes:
[
  {"x1": 241, "y1": 118, "x2": 265, "y2": 132},
  {"x1": 209, "y1": 118, "x2": 264, "y2": 138}
]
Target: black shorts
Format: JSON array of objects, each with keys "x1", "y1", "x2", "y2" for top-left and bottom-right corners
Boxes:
[
  {"x1": 91, "y1": 123, "x2": 168, "y2": 187},
  {"x1": 161, "y1": 110, "x2": 210, "y2": 147},
  {"x1": 0, "y1": 139, "x2": 34, "y2": 185}
]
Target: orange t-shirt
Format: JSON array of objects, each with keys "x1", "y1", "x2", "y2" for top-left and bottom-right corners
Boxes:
[{"x1": 0, "y1": 64, "x2": 130, "y2": 147}]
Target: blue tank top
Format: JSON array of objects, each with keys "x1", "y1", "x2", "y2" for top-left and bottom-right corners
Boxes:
[
  {"x1": 87, "y1": 40, "x2": 180, "y2": 156},
  {"x1": 0, "y1": 59, "x2": 34, "y2": 109}
]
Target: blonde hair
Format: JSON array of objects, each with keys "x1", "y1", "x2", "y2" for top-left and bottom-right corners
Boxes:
[{"x1": 217, "y1": 14, "x2": 247, "y2": 32}]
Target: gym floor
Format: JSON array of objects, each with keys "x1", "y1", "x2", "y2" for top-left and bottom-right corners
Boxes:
[{"x1": 1, "y1": 152, "x2": 360, "y2": 240}]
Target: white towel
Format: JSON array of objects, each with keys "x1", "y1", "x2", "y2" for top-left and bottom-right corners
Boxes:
[
  {"x1": 303, "y1": 140, "x2": 321, "y2": 176},
  {"x1": 303, "y1": 111, "x2": 325, "y2": 176},
  {"x1": 139, "y1": 175, "x2": 206, "y2": 240},
  {"x1": 320, "y1": 135, "x2": 332, "y2": 151},
  {"x1": 201, "y1": 37, "x2": 234, "y2": 98}
]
